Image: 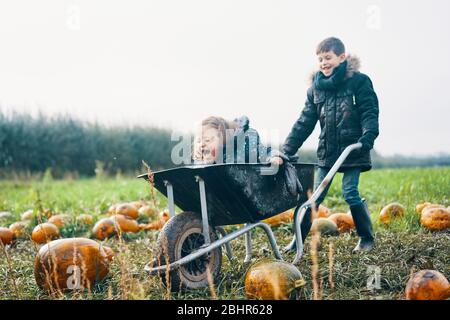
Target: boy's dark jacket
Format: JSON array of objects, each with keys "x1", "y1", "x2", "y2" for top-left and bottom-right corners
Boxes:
[{"x1": 282, "y1": 55, "x2": 379, "y2": 172}]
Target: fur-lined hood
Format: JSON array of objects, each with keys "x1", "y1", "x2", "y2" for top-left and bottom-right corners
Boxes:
[{"x1": 308, "y1": 54, "x2": 361, "y2": 85}]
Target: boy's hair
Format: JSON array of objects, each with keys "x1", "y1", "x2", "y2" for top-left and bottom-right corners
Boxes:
[{"x1": 316, "y1": 37, "x2": 346, "y2": 56}]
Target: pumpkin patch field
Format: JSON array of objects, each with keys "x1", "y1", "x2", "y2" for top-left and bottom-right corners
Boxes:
[{"x1": 0, "y1": 167, "x2": 449, "y2": 300}]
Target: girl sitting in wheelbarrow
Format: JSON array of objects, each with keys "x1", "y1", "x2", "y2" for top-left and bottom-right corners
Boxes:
[
  {"x1": 192, "y1": 115, "x2": 270, "y2": 165},
  {"x1": 192, "y1": 115, "x2": 303, "y2": 196}
]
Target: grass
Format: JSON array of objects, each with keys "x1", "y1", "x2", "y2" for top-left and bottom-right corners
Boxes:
[{"x1": 0, "y1": 167, "x2": 449, "y2": 300}]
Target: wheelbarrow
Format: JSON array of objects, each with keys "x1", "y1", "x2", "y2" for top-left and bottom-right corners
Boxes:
[{"x1": 138, "y1": 143, "x2": 362, "y2": 291}]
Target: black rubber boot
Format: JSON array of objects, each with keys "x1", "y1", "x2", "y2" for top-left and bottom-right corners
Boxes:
[
  {"x1": 350, "y1": 200, "x2": 375, "y2": 253},
  {"x1": 283, "y1": 207, "x2": 312, "y2": 252}
]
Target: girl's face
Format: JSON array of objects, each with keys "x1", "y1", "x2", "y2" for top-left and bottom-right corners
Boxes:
[{"x1": 194, "y1": 126, "x2": 222, "y2": 163}]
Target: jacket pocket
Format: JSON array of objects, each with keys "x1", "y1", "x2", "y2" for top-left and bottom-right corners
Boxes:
[{"x1": 339, "y1": 129, "x2": 361, "y2": 158}]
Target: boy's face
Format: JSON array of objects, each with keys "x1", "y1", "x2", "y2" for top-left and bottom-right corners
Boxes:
[
  {"x1": 317, "y1": 51, "x2": 346, "y2": 77},
  {"x1": 194, "y1": 126, "x2": 222, "y2": 163}
]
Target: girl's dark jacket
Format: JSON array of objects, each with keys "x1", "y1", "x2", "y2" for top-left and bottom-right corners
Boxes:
[{"x1": 282, "y1": 55, "x2": 379, "y2": 172}]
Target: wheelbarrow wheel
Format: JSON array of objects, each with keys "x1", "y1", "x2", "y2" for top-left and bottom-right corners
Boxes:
[{"x1": 153, "y1": 211, "x2": 222, "y2": 292}]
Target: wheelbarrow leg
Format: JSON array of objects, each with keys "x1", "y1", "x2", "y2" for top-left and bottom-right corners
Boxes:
[
  {"x1": 284, "y1": 205, "x2": 301, "y2": 252},
  {"x1": 216, "y1": 226, "x2": 234, "y2": 261},
  {"x1": 164, "y1": 181, "x2": 176, "y2": 218},
  {"x1": 244, "y1": 225, "x2": 252, "y2": 263},
  {"x1": 257, "y1": 223, "x2": 283, "y2": 260},
  {"x1": 284, "y1": 205, "x2": 311, "y2": 252},
  {"x1": 196, "y1": 176, "x2": 211, "y2": 245}
]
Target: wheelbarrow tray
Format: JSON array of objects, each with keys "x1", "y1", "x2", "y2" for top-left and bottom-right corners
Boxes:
[{"x1": 138, "y1": 163, "x2": 315, "y2": 227}]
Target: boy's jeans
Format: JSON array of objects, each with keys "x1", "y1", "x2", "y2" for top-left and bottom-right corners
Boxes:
[
  {"x1": 313, "y1": 166, "x2": 363, "y2": 207},
  {"x1": 296, "y1": 166, "x2": 363, "y2": 242}
]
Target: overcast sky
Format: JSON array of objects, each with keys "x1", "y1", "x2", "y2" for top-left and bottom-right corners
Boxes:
[{"x1": 1, "y1": 0, "x2": 449, "y2": 156}]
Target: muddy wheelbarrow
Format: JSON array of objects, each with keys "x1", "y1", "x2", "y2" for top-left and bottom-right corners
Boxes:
[{"x1": 138, "y1": 143, "x2": 362, "y2": 291}]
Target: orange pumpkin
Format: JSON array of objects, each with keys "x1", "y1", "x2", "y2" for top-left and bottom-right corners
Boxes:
[
  {"x1": 139, "y1": 210, "x2": 170, "y2": 231},
  {"x1": 130, "y1": 200, "x2": 147, "y2": 209},
  {"x1": 328, "y1": 213, "x2": 355, "y2": 233},
  {"x1": 138, "y1": 205, "x2": 158, "y2": 218},
  {"x1": 48, "y1": 214, "x2": 72, "y2": 229},
  {"x1": 107, "y1": 204, "x2": 118, "y2": 215},
  {"x1": 114, "y1": 203, "x2": 139, "y2": 219},
  {"x1": 416, "y1": 202, "x2": 431, "y2": 215},
  {"x1": 420, "y1": 207, "x2": 450, "y2": 231},
  {"x1": 9, "y1": 221, "x2": 31, "y2": 239},
  {"x1": 417, "y1": 203, "x2": 445, "y2": 216},
  {"x1": 34, "y1": 238, "x2": 114, "y2": 292},
  {"x1": 31, "y1": 223, "x2": 60, "y2": 244},
  {"x1": 112, "y1": 214, "x2": 141, "y2": 233},
  {"x1": 21, "y1": 209, "x2": 34, "y2": 221},
  {"x1": 0, "y1": 227, "x2": 14, "y2": 245},
  {"x1": 92, "y1": 218, "x2": 117, "y2": 240},
  {"x1": 262, "y1": 209, "x2": 294, "y2": 227},
  {"x1": 379, "y1": 203, "x2": 405, "y2": 224},
  {"x1": 317, "y1": 205, "x2": 331, "y2": 218},
  {"x1": 405, "y1": 270, "x2": 450, "y2": 300},
  {"x1": 244, "y1": 260, "x2": 306, "y2": 300},
  {"x1": 76, "y1": 214, "x2": 94, "y2": 226}
]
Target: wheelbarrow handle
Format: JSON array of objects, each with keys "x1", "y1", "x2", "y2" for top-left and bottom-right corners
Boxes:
[
  {"x1": 291, "y1": 142, "x2": 362, "y2": 264},
  {"x1": 308, "y1": 142, "x2": 362, "y2": 205}
]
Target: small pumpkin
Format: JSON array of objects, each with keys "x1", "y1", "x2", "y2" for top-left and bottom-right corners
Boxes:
[
  {"x1": 138, "y1": 205, "x2": 158, "y2": 218},
  {"x1": 31, "y1": 223, "x2": 60, "y2": 244},
  {"x1": 48, "y1": 214, "x2": 72, "y2": 229},
  {"x1": 34, "y1": 238, "x2": 114, "y2": 292},
  {"x1": 76, "y1": 214, "x2": 94, "y2": 226},
  {"x1": 244, "y1": 259, "x2": 306, "y2": 300},
  {"x1": 417, "y1": 203, "x2": 445, "y2": 216},
  {"x1": 311, "y1": 218, "x2": 339, "y2": 236},
  {"x1": 130, "y1": 200, "x2": 147, "y2": 209},
  {"x1": 107, "y1": 204, "x2": 118, "y2": 215},
  {"x1": 405, "y1": 270, "x2": 450, "y2": 300},
  {"x1": 112, "y1": 214, "x2": 141, "y2": 233},
  {"x1": 262, "y1": 209, "x2": 294, "y2": 227},
  {"x1": 317, "y1": 205, "x2": 331, "y2": 218},
  {"x1": 9, "y1": 221, "x2": 31, "y2": 239},
  {"x1": 21, "y1": 209, "x2": 34, "y2": 221},
  {"x1": 114, "y1": 203, "x2": 139, "y2": 219},
  {"x1": 379, "y1": 203, "x2": 406, "y2": 224},
  {"x1": 328, "y1": 213, "x2": 355, "y2": 233},
  {"x1": 92, "y1": 218, "x2": 117, "y2": 240},
  {"x1": 420, "y1": 207, "x2": 450, "y2": 231},
  {"x1": 415, "y1": 202, "x2": 432, "y2": 215},
  {"x1": 0, "y1": 227, "x2": 14, "y2": 245},
  {"x1": 139, "y1": 210, "x2": 170, "y2": 231}
]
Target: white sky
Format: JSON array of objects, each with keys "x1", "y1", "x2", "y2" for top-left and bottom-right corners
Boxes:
[{"x1": 0, "y1": 0, "x2": 449, "y2": 156}]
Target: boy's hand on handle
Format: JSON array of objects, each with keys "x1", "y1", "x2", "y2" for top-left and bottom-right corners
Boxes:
[{"x1": 270, "y1": 156, "x2": 284, "y2": 166}]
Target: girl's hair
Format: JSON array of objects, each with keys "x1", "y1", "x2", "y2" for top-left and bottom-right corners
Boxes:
[
  {"x1": 200, "y1": 116, "x2": 238, "y2": 144},
  {"x1": 193, "y1": 116, "x2": 239, "y2": 162}
]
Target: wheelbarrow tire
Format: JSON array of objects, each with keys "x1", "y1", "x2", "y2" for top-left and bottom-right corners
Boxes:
[{"x1": 153, "y1": 211, "x2": 222, "y2": 292}]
